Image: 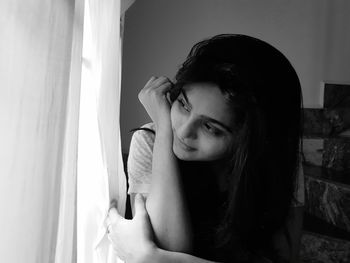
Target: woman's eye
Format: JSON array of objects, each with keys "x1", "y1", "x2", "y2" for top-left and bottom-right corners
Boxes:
[
  {"x1": 203, "y1": 123, "x2": 222, "y2": 136},
  {"x1": 177, "y1": 99, "x2": 190, "y2": 112}
]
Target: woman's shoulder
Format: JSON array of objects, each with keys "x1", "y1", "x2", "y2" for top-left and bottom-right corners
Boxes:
[
  {"x1": 140, "y1": 122, "x2": 155, "y2": 130},
  {"x1": 127, "y1": 123, "x2": 155, "y2": 193},
  {"x1": 128, "y1": 122, "x2": 156, "y2": 157},
  {"x1": 130, "y1": 122, "x2": 156, "y2": 143}
]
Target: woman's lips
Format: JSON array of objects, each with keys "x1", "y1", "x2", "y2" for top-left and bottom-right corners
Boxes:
[{"x1": 175, "y1": 135, "x2": 196, "y2": 151}]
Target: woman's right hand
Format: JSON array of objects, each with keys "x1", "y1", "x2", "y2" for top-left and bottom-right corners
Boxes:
[{"x1": 138, "y1": 76, "x2": 174, "y2": 133}]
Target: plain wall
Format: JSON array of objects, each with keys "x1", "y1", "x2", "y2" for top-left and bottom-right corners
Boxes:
[{"x1": 120, "y1": 0, "x2": 350, "y2": 152}]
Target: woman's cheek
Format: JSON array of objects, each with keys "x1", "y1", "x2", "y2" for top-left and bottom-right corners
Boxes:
[
  {"x1": 171, "y1": 102, "x2": 187, "y2": 131},
  {"x1": 171, "y1": 101, "x2": 180, "y2": 118},
  {"x1": 170, "y1": 104, "x2": 178, "y2": 126},
  {"x1": 201, "y1": 137, "x2": 228, "y2": 160}
]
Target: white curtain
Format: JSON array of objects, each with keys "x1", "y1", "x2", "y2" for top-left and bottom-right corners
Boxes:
[
  {"x1": 77, "y1": 0, "x2": 128, "y2": 262},
  {"x1": 0, "y1": 0, "x2": 134, "y2": 262},
  {"x1": 0, "y1": 0, "x2": 84, "y2": 262},
  {"x1": 78, "y1": 0, "x2": 136, "y2": 262}
]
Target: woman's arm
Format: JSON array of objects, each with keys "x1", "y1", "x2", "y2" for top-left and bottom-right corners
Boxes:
[
  {"x1": 109, "y1": 194, "x2": 272, "y2": 263},
  {"x1": 145, "y1": 125, "x2": 193, "y2": 252},
  {"x1": 141, "y1": 248, "x2": 220, "y2": 263},
  {"x1": 108, "y1": 195, "x2": 215, "y2": 263},
  {"x1": 141, "y1": 248, "x2": 273, "y2": 263},
  {"x1": 137, "y1": 76, "x2": 193, "y2": 252}
]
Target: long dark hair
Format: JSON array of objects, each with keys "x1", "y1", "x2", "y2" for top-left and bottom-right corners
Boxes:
[
  {"x1": 132, "y1": 34, "x2": 303, "y2": 262},
  {"x1": 174, "y1": 34, "x2": 303, "y2": 262}
]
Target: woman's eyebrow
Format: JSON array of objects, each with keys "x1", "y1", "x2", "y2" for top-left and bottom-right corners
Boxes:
[{"x1": 181, "y1": 89, "x2": 233, "y2": 134}]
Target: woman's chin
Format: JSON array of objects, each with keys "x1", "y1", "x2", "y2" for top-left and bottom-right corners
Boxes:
[
  {"x1": 173, "y1": 144, "x2": 196, "y2": 161},
  {"x1": 173, "y1": 145, "x2": 225, "y2": 162}
]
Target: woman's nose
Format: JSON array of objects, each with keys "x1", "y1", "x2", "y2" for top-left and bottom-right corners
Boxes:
[{"x1": 178, "y1": 119, "x2": 197, "y2": 140}]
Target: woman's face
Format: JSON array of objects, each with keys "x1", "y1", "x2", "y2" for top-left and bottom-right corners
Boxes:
[{"x1": 170, "y1": 82, "x2": 236, "y2": 161}]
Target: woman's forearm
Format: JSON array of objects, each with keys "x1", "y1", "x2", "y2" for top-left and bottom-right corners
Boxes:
[
  {"x1": 141, "y1": 247, "x2": 219, "y2": 263},
  {"x1": 145, "y1": 125, "x2": 193, "y2": 252},
  {"x1": 140, "y1": 248, "x2": 274, "y2": 263}
]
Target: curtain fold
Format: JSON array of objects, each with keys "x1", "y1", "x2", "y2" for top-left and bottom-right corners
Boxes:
[
  {"x1": 0, "y1": 0, "x2": 84, "y2": 262},
  {"x1": 78, "y1": 0, "x2": 134, "y2": 262},
  {"x1": 55, "y1": 0, "x2": 85, "y2": 262}
]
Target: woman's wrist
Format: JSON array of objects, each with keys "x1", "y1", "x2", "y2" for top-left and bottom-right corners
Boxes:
[
  {"x1": 133, "y1": 244, "x2": 160, "y2": 263},
  {"x1": 155, "y1": 121, "x2": 173, "y2": 139}
]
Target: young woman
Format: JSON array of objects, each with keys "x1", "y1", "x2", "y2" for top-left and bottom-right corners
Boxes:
[{"x1": 106, "y1": 34, "x2": 305, "y2": 263}]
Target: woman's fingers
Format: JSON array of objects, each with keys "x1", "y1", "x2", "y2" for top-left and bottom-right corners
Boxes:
[
  {"x1": 139, "y1": 76, "x2": 170, "y2": 100},
  {"x1": 109, "y1": 207, "x2": 123, "y2": 222},
  {"x1": 151, "y1": 76, "x2": 171, "y2": 86},
  {"x1": 138, "y1": 76, "x2": 174, "y2": 128},
  {"x1": 138, "y1": 79, "x2": 173, "y2": 104},
  {"x1": 104, "y1": 215, "x2": 111, "y2": 228},
  {"x1": 155, "y1": 81, "x2": 173, "y2": 96},
  {"x1": 144, "y1": 76, "x2": 173, "y2": 90},
  {"x1": 134, "y1": 194, "x2": 147, "y2": 217},
  {"x1": 105, "y1": 207, "x2": 124, "y2": 233},
  {"x1": 144, "y1": 76, "x2": 157, "y2": 87}
]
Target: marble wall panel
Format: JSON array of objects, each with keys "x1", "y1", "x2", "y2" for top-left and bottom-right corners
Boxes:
[
  {"x1": 305, "y1": 176, "x2": 350, "y2": 232},
  {"x1": 303, "y1": 109, "x2": 331, "y2": 137},
  {"x1": 324, "y1": 84, "x2": 350, "y2": 109},
  {"x1": 300, "y1": 231, "x2": 350, "y2": 263},
  {"x1": 323, "y1": 138, "x2": 350, "y2": 171},
  {"x1": 323, "y1": 84, "x2": 350, "y2": 137},
  {"x1": 324, "y1": 108, "x2": 350, "y2": 136},
  {"x1": 302, "y1": 138, "x2": 324, "y2": 166},
  {"x1": 303, "y1": 163, "x2": 350, "y2": 186},
  {"x1": 303, "y1": 213, "x2": 350, "y2": 241}
]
